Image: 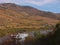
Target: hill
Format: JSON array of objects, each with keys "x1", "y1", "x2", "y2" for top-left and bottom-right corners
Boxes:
[{"x1": 0, "y1": 3, "x2": 60, "y2": 29}]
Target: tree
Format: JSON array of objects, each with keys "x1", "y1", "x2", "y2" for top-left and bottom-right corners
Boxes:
[
  {"x1": 35, "y1": 22, "x2": 60, "y2": 45},
  {"x1": 45, "y1": 22, "x2": 60, "y2": 45}
]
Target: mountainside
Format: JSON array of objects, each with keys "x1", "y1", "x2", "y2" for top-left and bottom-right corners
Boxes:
[{"x1": 0, "y1": 3, "x2": 60, "y2": 29}]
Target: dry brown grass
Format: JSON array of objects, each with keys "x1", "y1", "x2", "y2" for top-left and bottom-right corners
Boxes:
[{"x1": 0, "y1": 3, "x2": 60, "y2": 29}]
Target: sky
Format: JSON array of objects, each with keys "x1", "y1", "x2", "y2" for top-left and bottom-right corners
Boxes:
[{"x1": 0, "y1": 0, "x2": 60, "y2": 13}]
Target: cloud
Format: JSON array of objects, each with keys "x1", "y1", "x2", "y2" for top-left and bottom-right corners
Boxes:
[
  {"x1": 0, "y1": 0, "x2": 11, "y2": 3},
  {"x1": 0, "y1": 0, "x2": 26, "y2": 5},
  {"x1": 0, "y1": 0, "x2": 16, "y2": 3},
  {"x1": 25, "y1": 0, "x2": 58, "y2": 6},
  {"x1": 0, "y1": 0, "x2": 59, "y2": 6}
]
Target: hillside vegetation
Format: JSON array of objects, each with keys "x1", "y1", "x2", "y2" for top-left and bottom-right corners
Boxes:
[{"x1": 0, "y1": 3, "x2": 60, "y2": 29}]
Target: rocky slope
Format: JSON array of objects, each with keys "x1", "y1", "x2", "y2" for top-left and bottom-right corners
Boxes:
[{"x1": 0, "y1": 3, "x2": 60, "y2": 29}]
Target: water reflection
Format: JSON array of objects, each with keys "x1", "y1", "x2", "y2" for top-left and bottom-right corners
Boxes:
[{"x1": 0, "y1": 30, "x2": 53, "y2": 45}]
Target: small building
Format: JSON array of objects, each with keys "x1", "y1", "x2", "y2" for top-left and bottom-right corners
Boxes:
[
  {"x1": 16, "y1": 32, "x2": 29, "y2": 41},
  {"x1": 40, "y1": 30, "x2": 53, "y2": 35}
]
